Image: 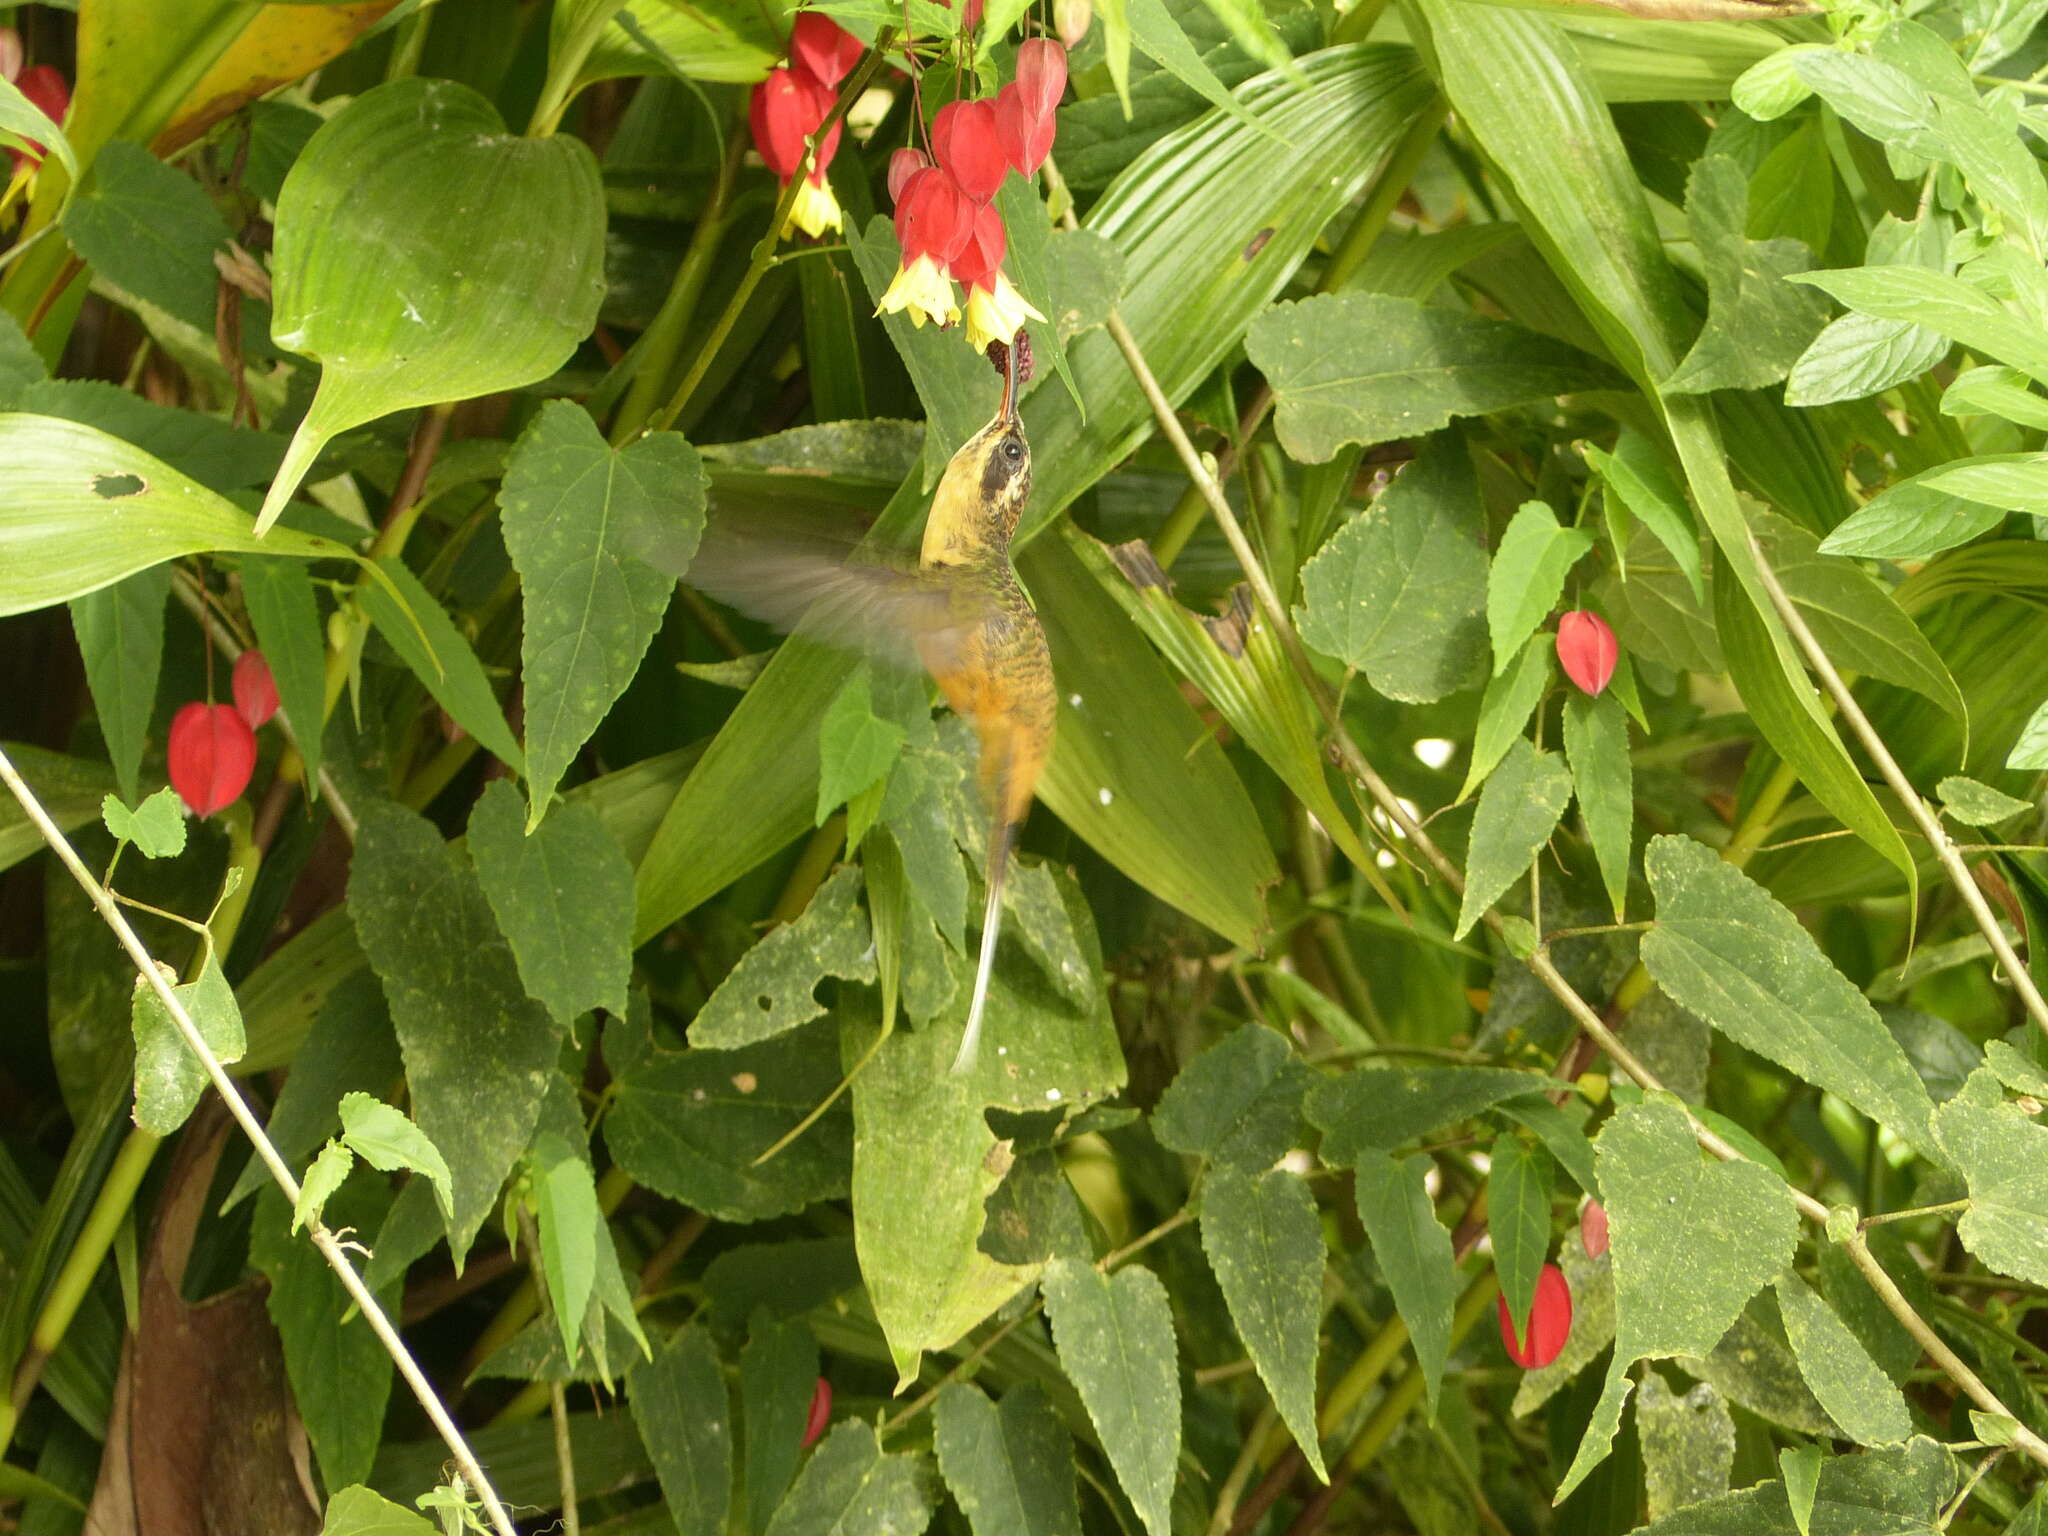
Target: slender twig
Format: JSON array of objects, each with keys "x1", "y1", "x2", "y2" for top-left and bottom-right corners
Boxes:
[
  {"x1": 518, "y1": 1206, "x2": 580, "y2": 1536},
  {"x1": 1748, "y1": 532, "x2": 2048, "y2": 1041},
  {"x1": 0, "y1": 746, "x2": 520, "y2": 1536}
]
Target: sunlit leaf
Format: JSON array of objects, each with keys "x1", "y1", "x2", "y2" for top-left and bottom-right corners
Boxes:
[
  {"x1": 129, "y1": 950, "x2": 244, "y2": 1136},
  {"x1": 1635, "y1": 1374, "x2": 1735, "y2": 1522}
]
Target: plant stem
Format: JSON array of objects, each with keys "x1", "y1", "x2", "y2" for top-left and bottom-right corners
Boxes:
[
  {"x1": 1320, "y1": 98, "x2": 1445, "y2": 293},
  {"x1": 518, "y1": 1206, "x2": 580, "y2": 1536},
  {"x1": 527, "y1": 1, "x2": 630, "y2": 136},
  {"x1": 0, "y1": 745, "x2": 523, "y2": 1536}
]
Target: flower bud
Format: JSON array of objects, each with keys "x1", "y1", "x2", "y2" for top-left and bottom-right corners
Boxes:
[
  {"x1": 232, "y1": 649, "x2": 280, "y2": 728},
  {"x1": 167, "y1": 702, "x2": 257, "y2": 817},
  {"x1": 1014, "y1": 38, "x2": 1068, "y2": 119},
  {"x1": 994, "y1": 82, "x2": 1056, "y2": 177},
  {"x1": 1579, "y1": 1199, "x2": 1609, "y2": 1260},
  {"x1": 790, "y1": 11, "x2": 865, "y2": 87},
  {"x1": 894, "y1": 165, "x2": 973, "y2": 265},
  {"x1": 750, "y1": 68, "x2": 814, "y2": 183},
  {"x1": 1556, "y1": 610, "x2": 1618, "y2": 697},
  {"x1": 1055, "y1": 0, "x2": 1092, "y2": 48},
  {"x1": 888, "y1": 145, "x2": 931, "y2": 203},
  {"x1": 931, "y1": 97, "x2": 1008, "y2": 204},
  {"x1": 801, "y1": 1377, "x2": 833, "y2": 1448},
  {"x1": 1497, "y1": 1262, "x2": 1572, "y2": 1369}
]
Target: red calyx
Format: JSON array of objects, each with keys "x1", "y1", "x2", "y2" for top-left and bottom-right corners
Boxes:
[
  {"x1": 894, "y1": 165, "x2": 973, "y2": 265},
  {"x1": 801, "y1": 1377, "x2": 833, "y2": 1448},
  {"x1": 790, "y1": 11, "x2": 865, "y2": 87},
  {"x1": 1580, "y1": 1199, "x2": 1609, "y2": 1260},
  {"x1": 1556, "y1": 610, "x2": 1618, "y2": 697},
  {"x1": 167, "y1": 703, "x2": 257, "y2": 817},
  {"x1": 887, "y1": 146, "x2": 931, "y2": 203},
  {"x1": 994, "y1": 82, "x2": 1056, "y2": 177},
  {"x1": 232, "y1": 649, "x2": 280, "y2": 729},
  {"x1": 8, "y1": 64, "x2": 68, "y2": 171},
  {"x1": 949, "y1": 199, "x2": 1006, "y2": 292},
  {"x1": 1498, "y1": 1262, "x2": 1573, "y2": 1369},
  {"x1": 750, "y1": 66, "x2": 840, "y2": 185},
  {"x1": 1014, "y1": 38, "x2": 1068, "y2": 119},
  {"x1": 931, "y1": 97, "x2": 1008, "y2": 203}
]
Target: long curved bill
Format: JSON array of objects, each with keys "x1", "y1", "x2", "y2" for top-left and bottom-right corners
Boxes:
[{"x1": 999, "y1": 336, "x2": 1020, "y2": 424}]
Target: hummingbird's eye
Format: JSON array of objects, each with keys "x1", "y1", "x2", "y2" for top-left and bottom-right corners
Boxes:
[{"x1": 1003, "y1": 438, "x2": 1024, "y2": 463}]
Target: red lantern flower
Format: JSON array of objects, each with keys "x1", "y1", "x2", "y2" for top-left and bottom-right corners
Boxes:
[
  {"x1": 994, "y1": 82, "x2": 1056, "y2": 177},
  {"x1": 1580, "y1": 1199, "x2": 1609, "y2": 1260},
  {"x1": 232, "y1": 649, "x2": 280, "y2": 729},
  {"x1": 949, "y1": 199, "x2": 1007, "y2": 292},
  {"x1": 749, "y1": 66, "x2": 844, "y2": 238},
  {"x1": 801, "y1": 1377, "x2": 833, "y2": 1448},
  {"x1": 878, "y1": 166, "x2": 973, "y2": 328},
  {"x1": 790, "y1": 12, "x2": 865, "y2": 87},
  {"x1": 7, "y1": 63, "x2": 68, "y2": 175},
  {"x1": 931, "y1": 98, "x2": 1008, "y2": 203},
  {"x1": 1014, "y1": 38, "x2": 1068, "y2": 119},
  {"x1": 1498, "y1": 1262, "x2": 1573, "y2": 1369},
  {"x1": 1556, "y1": 610, "x2": 1618, "y2": 697},
  {"x1": 887, "y1": 146, "x2": 931, "y2": 202},
  {"x1": 167, "y1": 703, "x2": 257, "y2": 817}
]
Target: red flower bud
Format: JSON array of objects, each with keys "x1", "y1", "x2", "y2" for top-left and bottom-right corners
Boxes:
[
  {"x1": 1498, "y1": 1262, "x2": 1572, "y2": 1369},
  {"x1": 750, "y1": 67, "x2": 840, "y2": 185},
  {"x1": 949, "y1": 199, "x2": 1006, "y2": 292},
  {"x1": 790, "y1": 11, "x2": 865, "y2": 87},
  {"x1": 1580, "y1": 1199, "x2": 1609, "y2": 1260},
  {"x1": 8, "y1": 63, "x2": 68, "y2": 172},
  {"x1": 801, "y1": 1376, "x2": 833, "y2": 1448},
  {"x1": 1556, "y1": 610, "x2": 1617, "y2": 697},
  {"x1": 1055, "y1": 0, "x2": 1092, "y2": 48},
  {"x1": 887, "y1": 146, "x2": 931, "y2": 203},
  {"x1": 1014, "y1": 38, "x2": 1068, "y2": 119},
  {"x1": 232, "y1": 649, "x2": 280, "y2": 728},
  {"x1": 167, "y1": 702, "x2": 257, "y2": 817},
  {"x1": 931, "y1": 97, "x2": 1008, "y2": 204},
  {"x1": 894, "y1": 165, "x2": 973, "y2": 264},
  {"x1": 994, "y1": 82, "x2": 1056, "y2": 177}
]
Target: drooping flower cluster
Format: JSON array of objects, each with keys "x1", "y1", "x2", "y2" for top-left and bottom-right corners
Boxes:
[
  {"x1": 2, "y1": 28, "x2": 70, "y2": 179},
  {"x1": 749, "y1": 12, "x2": 866, "y2": 239},
  {"x1": 876, "y1": 38, "x2": 1066, "y2": 351},
  {"x1": 166, "y1": 650, "x2": 279, "y2": 817}
]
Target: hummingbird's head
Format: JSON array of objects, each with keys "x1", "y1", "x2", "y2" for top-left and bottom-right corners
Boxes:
[{"x1": 922, "y1": 373, "x2": 1032, "y2": 566}]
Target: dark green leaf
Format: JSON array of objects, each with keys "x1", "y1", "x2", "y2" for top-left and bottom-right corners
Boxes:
[
  {"x1": 1455, "y1": 739, "x2": 1572, "y2": 939},
  {"x1": 741, "y1": 1318, "x2": 819, "y2": 1536},
  {"x1": 239, "y1": 555, "x2": 328, "y2": 792},
  {"x1": 1932, "y1": 1066, "x2": 2048, "y2": 1288},
  {"x1": 69, "y1": 565, "x2": 170, "y2": 806},
  {"x1": 62, "y1": 142, "x2": 232, "y2": 335},
  {"x1": 762, "y1": 1421, "x2": 932, "y2": 1536},
  {"x1": 629, "y1": 1326, "x2": 732, "y2": 1536},
  {"x1": 1459, "y1": 636, "x2": 1553, "y2": 802},
  {"x1": 1352, "y1": 1153, "x2": 1455, "y2": 1418},
  {"x1": 1488, "y1": 1137, "x2": 1554, "y2": 1342},
  {"x1": 1626, "y1": 1436, "x2": 1954, "y2": 1536},
  {"x1": 1635, "y1": 1374, "x2": 1735, "y2": 1522},
  {"x1": 358, "y1": 556, "x2": 525, "y2": 774},
  {"x1": 1153, "y1": 1023, "x2": 1311, "y2": 1171},
  {"x1": 933, "y1": 1384, "x2": 1083, "y2": 1536},
  {"x1": 691, "y1": 865, "x2": 873, "y2": 1049},
  {"x1": 1564, "y1": 692, "x2": 1633, "y2": 921},
  {"x1": 1310, "y1": 1066, "x2": 1552, "y2": 1164}
]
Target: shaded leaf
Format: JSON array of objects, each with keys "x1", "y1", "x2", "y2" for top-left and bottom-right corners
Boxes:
[
  {"x1": 70, "y1": 566, "x2": 170, "y2": 806},
  {"x1": 357, "y1": 556, "x2": 525, "y2": 774},
  {"x1": 763, "y1": 1421, "x2": 931, "y2": 1536},
  {"x1": 629, "y1": 1326, "x2": 732, "y2": 1536},
  {"x1": 1153, "y1": 1023, "x2": 1310, "y2": 1172},
  {"x1": 239, "y1": 555, "x2": 328, "y2": 792},
  {"x1": 1564, "y1": 692, "x2": 1633, "y2": 921},
  {"x1": 1310, "y1": 1066, "x2": 1552, "y2": 1164},
  {"x1": 933, "y1": 1384, "x2": 1082, "y2": 1536},
  {"x1": 1489, "y1": 1137, "x2": 1555, "y2": 1341},
  {"x1": 1773, "y1": 1271, "x2": 1909, "y2": 1446},
  {"x1": 691, "y1": 865, "x2": 874, "y2": 1049},
  {"x1": 742, "y1": 1318, "x2": 820, "y2": 1536},
  {"x1": 1626, "y1": 1435, "x2": 1954, "y2": 1536},
  {"x1": 63, "y1": 142, "x2": 234, "y2": 336},
  {"x1": 1932, "y1": 1066, "x2": 2048, "y2": 1289},
  {"x1": 1635, "y1": 1374, "x2": 1735, "y2": 1522},
  {"x1": 1459, "y1": 635, "x2": 1553, "y2": 802},
  {"x1": 1455, "y1": 739, "x2": 1572, "y2": 940},
  {"x1": 1352, "y1": 1152, "x2": 1455, "y2": 1418}
]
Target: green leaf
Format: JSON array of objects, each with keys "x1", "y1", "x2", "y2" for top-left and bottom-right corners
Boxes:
[
  {"x1": 1583, "y1": 432, "x2": 1702, "y2": 604},
  {"x1": 129, "y1": 951, "x2": 244, "y2": 1136},
  {"x1": 1784, "y1": 312, "x2": 1951, "y2": 408},
  {"x1": 603, "y1": 1019, "x2": 850, "y2": 1223},
  {"x1": 1942, "y1": 364, "x2": 2048, "y2": 430},
  {"x1": 1352, "y1": 1152, "x2": 1456, "y2": 1418},
  {"x1": 357, "y1": 556, "x2": 525, "y2": 774},
  {"x1": 0, "y1": 312, "x2": 44, "y2": 410},
  {"x1": 1250, "y1": 292, "x2": 1618, "y2": 464},
  {"x1": 70, "y1": 566, "x2": 170, "y2": 806},
  {"x1": 854, "y1": 1014, "x2": 1040, "y2": 1387},
  {"x1": 1933, "y1": 1066, "x2": 2048, "y2": 1288},
  {"x1": 996, "y1": 176, "x2": 1085, "y2": 421},
  {"x1": 1556, "y1": 1095, "x2": 1799, "y2": 1501},
  {"x1": 1488, "y1": 1137, "x2": 1554, "y2": 1342},
  {"x1": 1455, "y1": 738, "x2": 1572, "y2": 940},
  {"x1": 692, "y1": 865, "x2": 874, "y2": 1049},
  {"x1": 239, "y1": 556, "x2": 328, "y2": 793},
  {"x1": 1487, "y1": 501, "x2": 1593, "y2": 675},
  {"x1": 62, "y1": 142, "x2": 233, "y2": 336},
  {"x1": 628, "y1": 1326, "x2": 732, "y2": 1536},
  {"x1": 1633, "y1": 1437, "x2": 1954, "y2": 1536},
  {"x1": 1500, "y1": 1098, "x2": 1600, "y2": 1200},
  {"x1": 1814, "y1": 465, "x2": 2007, "y2": 561},
  {"x1": 0, "y1": 414, "x2": 352, "y2": 619},
  {"x1": 1665, "y1": 157, "x2": 1831, "y2": 394},
  {"x1": 101, "y1": 787, "x2": 186, "y2": 861},
  {"x1": 1200, "y1": 1168, "x2": 1328, "y2": 1479},
  {"x1": 582, "y1": 0, "x2": 783, "y2": 88},
  {"x1": 348, "y1": 801, "x2": 564, "y2": 1263},
  {"x1": 1153, "y1": 1023, "x2": 1311, "y2": 1172},
  {"x1": 933, "y1": 1384, "x2": 1083, "y2": 1536},
  {"x1": 1791, "y1": 263, "x2": 2048, "y2": 381},
  {"x1": 1296, "y1": 431, "x2": 1489, "y2": 704},
  {"x1": 254, "y1": 1182, "x2": 397, "y2": 1493},
  {"x1": 500, "y1": 401, "x2": 702, "y2": 820},
  {"x1": 1938, "y1": 775, "x2": 2031, "y2": 827},
  {"x1": 0, "y1": 68, "x2": 77, "y2": 190},
  {"x1": 1564, "y1": 693, "x2": 1633, "y2": 921},
  {"x1": 741, "y1": 1318, "x2": 820, "y2": 1536},
  {"x1": 1635, "y1": 1373, "x2": 1735, "y2": 1522},
  {"x1": 318, "y1": 1485, "x2": 437, "y2": 1536},
  {"x1": 2012, "y1": 696, "x2": 2048, "y2": 771},
  {"x1": 294, "y1": 1142, "x2": 354, "y2": 1234},
  {"x1": 1041, "y1": 1258, "x2": 1178, "y2": 1536},
  {"x1": 467, "y1": 780, "x2": 634, "y2": 1028},
  {"x1": 1639, "y1": 835, "x2": 1940, "y2": 1157},
  {"x1": 1458, "y1": 636, "x2": 1552, "y2": 803},
  {"x1": 1310, "y1": 1066, "x2": 1551, "y2": 1163},
  {"x1": 261, "y1": 77, "x2": 607, "y2": 533},
  {"x1": 1772, "y1": 1271, "x2": 1910, "y2": 1446},
  {"x1": 337, "y1": 1090, "x2": 456, "y2": 1230},
  {"x1": 1780, "y1": 1445, "x2": 1821, "y2": 1536},
  {"x1": 529, "y1": 1135, "x2": 601, "y2": 1364},
  {"x1": 1986, "y1": 1040, "x2": 2048, "y2": 1098},
  {"x1": 817, "y1": 670, "x2": 905, "y2": 827},
  {"x1": 762, "y1": 1421, "x2": 931, "y2": 1536}
]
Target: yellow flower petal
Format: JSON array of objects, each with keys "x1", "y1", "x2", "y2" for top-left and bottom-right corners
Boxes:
[
  {"x1": 876, "y1": 253, "x2": 960, "y2": 329},
  {"x1": 783, "y1": 176, "x2": 844, "y2": 239},
  {"x1": 963, "y1": 272, "x2": 1047, "y2": 351}
]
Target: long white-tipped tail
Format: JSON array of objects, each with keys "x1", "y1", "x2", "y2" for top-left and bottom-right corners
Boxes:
[{"x1": 950, "y1": 825, "x2": 1013, "y2": 1075}]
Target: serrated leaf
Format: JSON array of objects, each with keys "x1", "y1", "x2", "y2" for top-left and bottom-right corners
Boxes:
[
  {"x1": 338, "y1": 1091, "x2": 456, "y2": 1229},
  {"x1": 1635, "y1": 1437, "x2": 1954, "y2": 1536},
  {"x1": 1584, "y1": 432, "x2": 1702, "y2": 604},
  {"x1": 130, "y1": 951, "x2": 244, "y2": 1135},
  {"x1": 240, "y1": 555, "x2": 328, "y2": 792},
  {"x1": 1784, "y1": 312, "x2": 1951, "y2": 407},
  {"x1": 1200, "y1": 1168, "x2": 1327, "y2": 1479},
  {"x1": 1635, "y1": 1374, "x2": 1735, "y2": 1522},
  {"x1": 101, "y1": 787, "x2": 186, "y2": 861},
  {"x1": 357, "y1": 556, "x2": 525, "y2": 774},
  {"x1": 1640, "y1": 836, "x2": 1940, "y2": 1157},
  {"x1": 1040, "y1": 1257, "x2": 1179, "y2": 1536},
  {"x1": 1309, "y1": 1066, "x2": 1552, "y2": 1164},
  {"x1": 1773, "y1": 1271, "x2": 1910, "y2": 1446},
  {"x1": 691, "y1": 865, "x2": 874, "y2": 1049},
  {"x1": 1488, "y1": 1137, "x2": 1554, "y2": 1340},
  {"x1": 1932, "y1": 1066, "x2": 2048, "y2": 1288},
  {"x1": 628, "y1": 1326, "x2": 731, "y2": 1536},
  {"x1": 1296, "y1": 431, "x2": 1488, "y2": 703},
  {"x1": 1942, "y1": 364, "x2": 2048, "y2": 430},
  {"x1": 1455, "y1": 738, "x2": 1572, "y2": 940},
  {"x1": 1153, "y1": 1023, "x2": 1309, "y2": 1171},
  {"x1": 1459, "y1": 636, "x2": 1553, "y2": 803},
  {"x1": 531, "y1": 1135, "x2": 601, "y2": 1364},
  {"x1": 1938, "y1": 775, "x2": 2031, "y2": 827},
  {"x1": 467, "y1": 780, "x2": 634, "y2": 1028},
  {"x1": 63, "y1": 142, "x2": 235, "y2": 336},
  {"x1": 294, "y1": 1141, "x2": 355, "y2": 1234},
  {"x1": 1564, "y1": 692, "x2": 1633, "y2": 921},
  {"x1": 260, "y1": 78, "x2": 606, "y2": 532},
  {"x1": 1791, "y1": 263, "x2": 2048, "y2": 380},
  {"x1": 763, "y1": 1420, "x2": 931, "y2": 1536},
  {"x1": 1251, "y1": 292, "x2": 1619, "y2": 464},
  {"x1": 1352, "y1": 1153, "x2": 1455, "y2": 1419},
  {"x1": 71, "y1": 566, "x2": 170, "y2": 806},
  {"x1": 1555, "y1": 1096, "x2": 1798, "y2": 1501},
  {"x1": 933, "y1": 1384, "x2": 1082, "y2": 1536},
  {"x1": 742, "y1": 1318, "x2": 820, "y2": 1536},
  {"x1": 347, "y1": 801, "x2": 564, "y2": 1263},
  {"x1": 1488, "y1": 501, "x2": 1593, "y2": 675},
  {"x1": 500, "y1": 400, "x2": 704, "y2": 819}
]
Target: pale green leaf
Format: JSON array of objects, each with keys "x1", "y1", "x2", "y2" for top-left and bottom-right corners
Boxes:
[
  {"x1": 1941, "y1": 364, "x2": 2048, "y2": 430},
  {"x1": 1200, "y1": 1167, "x2": 1327, "y2": 1479},
  {"x1": 1781, "y1": 1445, "x2": 1822, "y2": 1536},
  {"x1": 629, "y1": 1326, "x2": 732, "y2": 1536},
  {"x1": 294, "y1": 1142, "x2": 355, "y2": 1235},
  {"x1": 817, "y1": 670, "x2": 905, "y2": 826},
  {"x1": 0, "y1": 67, "x2": 77, "y2": 188},
  {"x1": 2012, "y1": 696, "x2": 2048, "y2": 771},
  {"x1": 1040, "y1": 1257, "x2": 1179, "y2": 1536},
  {"x1": 1729, "y1": 46, "x2": 1822, "y2": 121},
  {"x1": 581, "y1": 0, "x2": 784, "y2": 88},
  {"x1": 129, "y1": 951, "x2": 244, "y2": 1136},
  {"x1": 101, "y1": 787, "x2": 185, "y2": 861},
  {"x1": 1640, "y1": 836, "x2": 1940, "y2": 1157},
  {"x1": 1773, "y1": 1271, "x2": 1910, "y2": 1446},
  {"x1": 71, "y1": 566, "x2": 169, "y2": 806},
  {"x1": 1458, "y1": 636, "x2": 1552, "y2": 803},
  {"x1": 1487, "y1": 500, "x2": 1592, "y2": 675},
  {"x1": 531, "y1": 1135, "x2": 602, "y2": 1365},
  {"x1": 1985, "y1": 1039, "x2": 2048, "y2": 1098},
  {"x1": 933, "y1": 1384, "x2": 1082, "y2": 1536},
  {"x1": 261, "y1": 78, "x2": 606, "y2": 532},
  {"x1": 1932, "y1": 1066, "x2": 2048, "y2": 1288},
  {"x1": 1564, "y1": 692, "x2": 1633, "y2": 921},
  {"x1": 762, "y1": 1421, "x2": 931, "y2": 1536},
  {"x1": 1815, "y1": 465, "x2": 2006, "y2": 561},
  {"x1": 1784, "y1": 312, "x2": 1950, "y2": 408},
  {"x1": 1635, "y1": 1374, "x2": 1735, "y2": 1522},
  {"x1": 357, "y1": 556, "x2": 525, "y2": 774},
  {"x1": 1488, "y1": 1137, "x2": 1554, "y2": 1341},
  {"x1": 1583, "y1": 431, "x2": 1702, "y2": 604},
  {"x1": 1455, "y1": 739, "x2": 1572, "y2": 940},
  {"x1": 1352, "y1": 1153, "x2": 1455, "y2": 1418},
  {"x1": 1791, "y1": 264, "x2": 2048, "y2": 381},
  {"x1": 338, "y1": 1090, "x2": 456, "y2": 1229},
  {"x1": 1938, "y1": 775, "x2": 2031, "y2": 827},
  {"x1": 318, "y1": 1485, "x2": 437, "y2": 1536},
  {"x1": 467, "y1": 780, "x2": 634, "y2": 1028}
]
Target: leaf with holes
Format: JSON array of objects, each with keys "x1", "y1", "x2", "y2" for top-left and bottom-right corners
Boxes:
[{"x1": 690, "y1": 865, "x2": 874, "y2": 1050}]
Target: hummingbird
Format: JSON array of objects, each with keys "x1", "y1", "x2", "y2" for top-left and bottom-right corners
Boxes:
[{"x1": 690, "y1": 340, "x2": 1053, "y2": 1074}]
